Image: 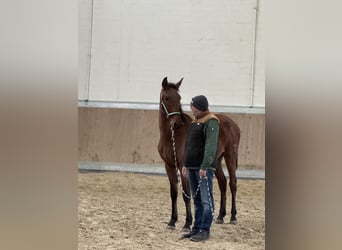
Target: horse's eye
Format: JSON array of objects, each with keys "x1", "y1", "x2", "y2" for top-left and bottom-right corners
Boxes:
[{"x1": 164, "y1": 97, "x2": 169, "y2": 101}]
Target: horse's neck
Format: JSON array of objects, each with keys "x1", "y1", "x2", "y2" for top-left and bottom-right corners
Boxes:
[{"x1": 182, "y1": 113, "x2": 192, "y2": 124}]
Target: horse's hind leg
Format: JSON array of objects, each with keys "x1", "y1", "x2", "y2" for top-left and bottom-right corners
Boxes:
[
  {"x1": 215, "y1": 156, "x2": 227, "y2": 224},
  {"x1": 225, "y1": 154, "x2": 238, "y2": 224},
  {"x1": 180, "y1": 172, "x2": 192, "y2": 231},
  {"x1": 165, "y1": 164, "x2": 178, "y2": 229}
]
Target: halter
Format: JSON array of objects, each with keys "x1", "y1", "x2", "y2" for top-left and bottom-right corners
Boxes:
[{"x1": 161, "y1": 100, "x2": 181, "y2": 118}]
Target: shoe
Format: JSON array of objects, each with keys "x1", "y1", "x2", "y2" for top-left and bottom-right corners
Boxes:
[
  {"x1": 181, "y1": 230, "x2": 199, "y2": 239},
  {"x1": 190, "y1": 230, "x2": 209, "y2": 242}
]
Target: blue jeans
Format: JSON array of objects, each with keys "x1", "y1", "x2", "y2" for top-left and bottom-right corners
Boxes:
[{"x1": 188, "y1": 169, "x2": 214, "y2": 233}]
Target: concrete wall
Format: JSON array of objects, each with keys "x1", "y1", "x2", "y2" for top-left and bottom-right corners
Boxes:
[{"x1": 79, "y1": 107, "x2": 265, "y2": 169}]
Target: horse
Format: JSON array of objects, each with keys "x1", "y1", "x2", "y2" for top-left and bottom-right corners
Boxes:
[{"x1": 157, "y1": 77, "x2": 241, "y2": 231}]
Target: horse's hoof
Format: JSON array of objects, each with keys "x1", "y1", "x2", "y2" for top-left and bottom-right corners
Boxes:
[
  {"x1": 229, "y1": 220, "x2": 237, "y2": 225},
  {"x1": 181, "y1": 227, "x2": 190, "y2": 233},
  {"x1": 215, "y1": 218, "x2": 224, "y2": 224},
  {"x1": 166, "y1": 225, "x2": 176, "y2": 230}
]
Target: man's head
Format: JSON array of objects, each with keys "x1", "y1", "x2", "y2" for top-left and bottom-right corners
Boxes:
[
  {"x1": 190, "y1": 95, "x2": 209, "y2": 117},
  {"x1": 191, "y1": 95, "x2": 209, "y2": 111}
]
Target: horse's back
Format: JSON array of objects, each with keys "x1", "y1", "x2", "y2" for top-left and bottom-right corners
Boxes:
[{"x1": 215, "y1": 113, "x2": 240, "y2": 158}]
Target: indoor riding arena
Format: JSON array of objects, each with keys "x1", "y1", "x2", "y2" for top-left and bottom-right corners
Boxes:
[{"x1": 78, "y1": 0, "x2": 264, "y2": 249}]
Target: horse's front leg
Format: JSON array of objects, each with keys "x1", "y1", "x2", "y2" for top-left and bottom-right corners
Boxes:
[
  {"x1": 166, "y1": 165, "x2": 178, "y2": 229},
  {"x1": 180, "y1": 172, "x2": 192, "y2": 231}
]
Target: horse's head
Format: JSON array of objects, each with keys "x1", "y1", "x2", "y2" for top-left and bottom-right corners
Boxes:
[{"x1": 160, "y1": 77, "x2": 184, "y2": 129}]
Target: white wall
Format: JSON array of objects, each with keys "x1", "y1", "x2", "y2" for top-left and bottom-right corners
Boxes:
[
  {"x1": 79, "y1": 0, "x2": 264, "y2": 108},
  {"x1": 253, "y1": 0, "x2": 264, "y2": 107},
  {"x1": 78, "y1": 0, "x2": 93, "y2": 99}
]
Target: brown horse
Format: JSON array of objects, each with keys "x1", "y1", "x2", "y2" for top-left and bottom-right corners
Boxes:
[{"x1": 158, "y1": 77, "x2": 240, "y2": 231}]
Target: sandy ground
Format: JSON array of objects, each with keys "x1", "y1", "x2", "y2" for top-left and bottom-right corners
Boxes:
[{"x1": 78, "y1": 172, "x2": 264, "y2": 250}]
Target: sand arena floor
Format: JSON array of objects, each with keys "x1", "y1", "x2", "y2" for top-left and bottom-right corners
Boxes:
[{"x1": 78, "y1": 172, "x2": 264, "y2": 250}]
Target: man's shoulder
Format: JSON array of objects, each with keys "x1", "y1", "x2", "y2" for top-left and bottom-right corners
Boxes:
[{"x1": 197, "y1": 113, "x2": 219, "y2": 124}]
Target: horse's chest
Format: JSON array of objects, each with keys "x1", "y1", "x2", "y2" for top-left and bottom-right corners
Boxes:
[{"x1": 158, "y1": 135, "x2": 185, "y2": 164}]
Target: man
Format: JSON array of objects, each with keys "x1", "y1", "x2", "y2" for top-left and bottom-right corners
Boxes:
[{"x1": 181, "y1": 95, "x2": 220, "y2": 242}]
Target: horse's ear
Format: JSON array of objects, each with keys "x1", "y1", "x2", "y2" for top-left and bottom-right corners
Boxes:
[
  {"x1": 162, "y1": 77, "x2": 168, "y2": 89},
  {"x1": 176, "y1": 78, "x2": 184, "y2": 90}
]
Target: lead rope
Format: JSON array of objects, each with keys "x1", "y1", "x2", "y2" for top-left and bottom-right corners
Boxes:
[
  {"x1": 204, "y1": 177, "x2": 215, "y2": 217},
  {"x1": 170, "y1": 123, "x2": 214, "y2": 217},
  {"x1": 170, "y1": 123, "x2": 192, "y2": 199}
]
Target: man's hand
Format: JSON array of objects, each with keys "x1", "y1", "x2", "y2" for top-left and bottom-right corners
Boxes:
[
  {"x1": 182, "y1": 166, "x2": 187, "y2": 177},
  {"x1": 199, "y1": 169, "x2": 207, "y2": 178}
]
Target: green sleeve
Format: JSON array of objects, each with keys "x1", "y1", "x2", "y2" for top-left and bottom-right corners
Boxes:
[{"x1": 200, "y1": 119, "x2": 220, "y2": 170}]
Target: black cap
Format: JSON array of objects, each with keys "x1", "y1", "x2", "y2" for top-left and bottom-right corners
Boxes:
[{"x1": 191, "y1": 95, "x2": 209, "y2": 111}]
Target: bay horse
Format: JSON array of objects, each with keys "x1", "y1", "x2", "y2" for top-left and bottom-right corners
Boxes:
[{"x1": 158, "y1": 77, "x2": 240, "y2": 231}]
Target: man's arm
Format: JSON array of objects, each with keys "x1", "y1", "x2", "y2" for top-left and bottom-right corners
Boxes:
[{"x1": 200, "y1": 118, "x2": 220, "y2": 170}]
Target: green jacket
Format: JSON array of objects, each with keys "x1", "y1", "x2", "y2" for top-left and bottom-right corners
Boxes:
[{"x1": 200, "y1": 117, "x2": 220, "y2": 171}]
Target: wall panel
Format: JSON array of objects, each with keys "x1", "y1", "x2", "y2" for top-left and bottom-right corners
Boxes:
[
  {"x1": 79, "y1": 108, "x2": 265, "y2": 168},
  {"x1": 78, "y1": 0, "x2": 265, "y2": 108}
]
